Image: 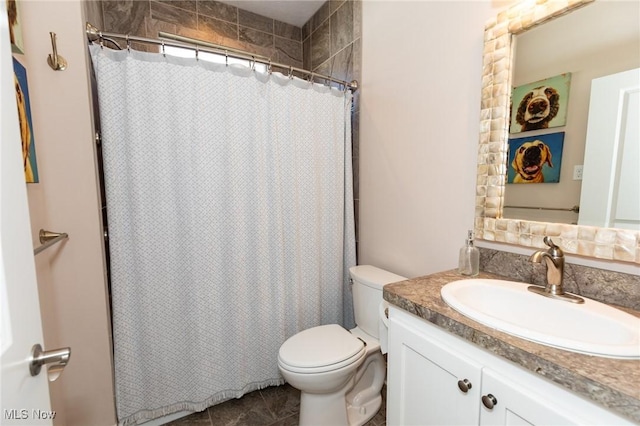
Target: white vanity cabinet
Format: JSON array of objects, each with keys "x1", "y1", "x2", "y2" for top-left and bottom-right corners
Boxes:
[{"x1": 386, "y1": 306, "x2": 634, "y2": 426}]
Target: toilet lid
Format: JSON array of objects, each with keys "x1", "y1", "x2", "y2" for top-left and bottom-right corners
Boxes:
[{"x1": 279, "y1": 324, "x2": 365, "y2": 373}]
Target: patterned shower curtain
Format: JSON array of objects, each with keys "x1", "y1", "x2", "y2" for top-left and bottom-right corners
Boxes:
[{"x1": 89, "y1": 45, "x2": 356, "y2": 425}]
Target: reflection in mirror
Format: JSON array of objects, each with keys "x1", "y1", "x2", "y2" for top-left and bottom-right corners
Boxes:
[
  {"x1": 475, "y1": 0, "x2": 640, "y2": 264},
  {"x1": 580, "y1": 67, "x2": 640, "y2": 231},
  {"x1": 503, "y1": 1, "x2": 640, "y2": 225}
]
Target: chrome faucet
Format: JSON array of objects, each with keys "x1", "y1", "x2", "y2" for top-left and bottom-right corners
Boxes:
[{"x1": 528, "y1": 237, "x2": 584, "y2": 304}]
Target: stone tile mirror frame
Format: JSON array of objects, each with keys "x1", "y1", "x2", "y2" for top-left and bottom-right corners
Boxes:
[{"x1": 474, "y1": 0, "x2": 640, "y2": 264}]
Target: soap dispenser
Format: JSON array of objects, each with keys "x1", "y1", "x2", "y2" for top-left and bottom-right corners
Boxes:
[{"x1": 458, "y1": 230, "x2": 479, "y2": 276}]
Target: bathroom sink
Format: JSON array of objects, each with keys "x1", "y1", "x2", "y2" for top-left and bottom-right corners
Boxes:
[{"x1": 441, "y1": 279, "x2": 640, "y2": 359}]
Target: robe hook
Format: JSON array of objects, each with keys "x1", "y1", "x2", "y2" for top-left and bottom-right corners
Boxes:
[{"x1": 47, "y1": 32, "x2": 67, "y2": 71}]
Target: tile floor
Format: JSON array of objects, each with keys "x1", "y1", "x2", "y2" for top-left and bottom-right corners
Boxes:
[{"x1": 166, "y1": 384, "x2": 386, "y2": 426}]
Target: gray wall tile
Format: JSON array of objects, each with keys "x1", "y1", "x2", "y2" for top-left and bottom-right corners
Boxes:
[
  {"x1": 328, "y1": 43, "x2": 353, "y2": 83},
  {"x1": 239, "y1": 9, "x2": 273, "y2": 33},
  {"x1": 151, "y1": 1, "x2": 197, "y2": 28},
  {"x1": 198, "y1": 14, "x2": 237, "y2": 39},
  {"x1": 311, "y1": 19, "x2": 330, "y2": 69},
  {"x1": 197, "y1": 0, "x2": 237, "y2": 23},
  {"x1": 331, "y1": 1, "x2": 352, "y2": 54},
  {"x1": 103, "y1": 0, "x2": 149, "y2": 36},
  {"x1": 314, "y1": 60, "x2": 331, "y2": 75},
  {"x1": 145, "y1": 16, "x2": 177, "y2": 39},
  {"x1": 302, "y1": 21, "x2": 311, "y2": 42},
  {"x1": 239, "y1": 27, "x2": 273, "y2": 49},
  {"x1": 331, "y1": 0, "x2": 346, "y2": 14},
  {"x1": 353, "y1": 0, "x2": 361, "y2": 41},
  {"x1": 275, "y1": 37, "x2": 303, "y2": 65},
  {"x1": 156, "y1": 0, "x2": 196, "y2": 13},
  {"x1": 84, "y1": 0, "x2": 104, "y2": 29},
  {"x1": 311, "y1": 2, "x2": 330, "y2": 33},
  {"x1": 352, "y1": 38, "x2": 361, "y2": 84},
  {"x1": 275, "y1": 21, "x2": 301, "y2": 42},
  {"x1": 303, "y1": 37, "x2": 311, "y2": 70}
]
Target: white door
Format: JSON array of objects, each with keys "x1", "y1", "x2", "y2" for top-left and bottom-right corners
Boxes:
[
  {"x1": 479, "y1": 368, "x2": 580, "y2": 426},
  {"x1": 387, "y1": 313, "x2": 482, "y2": 426},
  {"x1": 0, "y1": 4, "x2": 53, "y2": 425},
  {"x1": 579, "y1": 68, "x2": 640, "y2": 230}
]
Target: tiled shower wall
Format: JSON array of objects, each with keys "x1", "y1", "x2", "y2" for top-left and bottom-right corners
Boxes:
[
  {"x1": 85, "y1": 1, "x2": 303, "y2": 67},
  {"x1": 84, "y1": 0, "x2": 362, "y2": 245},
  {"x1": 303, "y1": 1, "x2": 362, "y2": 245}
]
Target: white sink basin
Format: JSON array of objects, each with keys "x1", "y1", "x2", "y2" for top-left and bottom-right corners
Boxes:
[{"x1": 441, "y1": 279, "x2": 640, "y2": 359}]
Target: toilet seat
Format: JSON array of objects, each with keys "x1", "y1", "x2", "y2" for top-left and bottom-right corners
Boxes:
[{"x1": 278, "y1": 324, "x2": 366, "y2": 374}]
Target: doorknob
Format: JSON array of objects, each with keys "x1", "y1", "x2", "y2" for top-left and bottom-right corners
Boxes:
[
  {"x1": 457, "y1": 378, "x2": 473, "y2": 393},
  {"x1": 482, "y1": 393, "x2": 498, "y2": 409},
  {"x1": 29, "y1": 344, "x2": 71, "y2": 381}
]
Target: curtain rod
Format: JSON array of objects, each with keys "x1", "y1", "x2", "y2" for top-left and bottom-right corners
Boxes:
[
  {"x1": 504, "y1": 205, "x2": 580, "y2": 213},
  {"x1": 85, "y1": 23, "x2": 358, "y2": 92}
]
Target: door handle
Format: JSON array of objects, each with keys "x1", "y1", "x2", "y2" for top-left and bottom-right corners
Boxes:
[{"x1": 29, "y1": 344, "x2": 71, "y2": 381}]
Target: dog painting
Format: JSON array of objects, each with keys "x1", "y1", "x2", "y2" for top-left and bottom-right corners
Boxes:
[
  {"x1": 510, "y1": 74, "x2": 571, "y2": 134},
  {"x1": 508, "y1": 133, "x2": 564, "y2": 184},
  {"x1": 13, "y1": 58, "x2": 39, "y2": 183},
  {"x1": 6, "y1": 0, "x2": 24, "y2": 54}
]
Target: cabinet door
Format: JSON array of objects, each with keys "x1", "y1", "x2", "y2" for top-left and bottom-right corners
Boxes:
[
  {"x1": 387, "y1": 314, "x2": 482, "y2": 425},
  {"x1": 479, "y1": 367, "x2": 579, "y2": 426}
]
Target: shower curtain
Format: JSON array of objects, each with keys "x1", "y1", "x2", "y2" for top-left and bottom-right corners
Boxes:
[{"x1": 89, "y1": 45, "x2": 356, "y2": 425}]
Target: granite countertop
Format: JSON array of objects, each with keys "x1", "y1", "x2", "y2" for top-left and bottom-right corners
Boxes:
[{"x1": 383, "y1": 269, "x2": 640, "y2": 423}]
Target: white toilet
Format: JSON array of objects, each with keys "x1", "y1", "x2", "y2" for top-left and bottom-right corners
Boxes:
[{"x1": 277, "y1": 265, "x2": 407, "y2": 426}]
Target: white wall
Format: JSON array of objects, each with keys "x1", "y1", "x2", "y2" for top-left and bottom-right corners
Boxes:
[
  {"x1": 19, "y1": 1, "x2": 116, "y2": 424},
  {"x1": 359, "y1": 0, "x2": 500, "y2": 278}
]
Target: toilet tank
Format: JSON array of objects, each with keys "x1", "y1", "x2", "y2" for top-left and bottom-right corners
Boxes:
[{"x1": 349, "y1": 265, "x2": 407, "y2": 338}]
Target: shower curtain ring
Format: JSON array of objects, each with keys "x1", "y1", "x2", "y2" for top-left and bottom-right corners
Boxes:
[
  {"x1": 195, "y1": 45, "x2": 199, "y2": 61},
  {"x1": 225, "y1": 50, "x2": 228, "y2": 66},
  {"x1": 99, "y1": 31, "x2": 104, "y2": 49},
  {"x1": 267, "y1": 59, "x2": 272, "y2": 75},
  {"x1": 307, "y1": 72, "x2": 314, "y2": 85},
  {"x1": 126, "y1": 34, "x2": 131, "y2": 52},
  {"x1": 161, "y1": 40, "x2": 166, "y2": 57},
  {"x1": 251, "y1": 56, "x2": 255, "y2": 71},
  {"x1": 288, "y1": 66, "x2": 293, "y2": 79}
]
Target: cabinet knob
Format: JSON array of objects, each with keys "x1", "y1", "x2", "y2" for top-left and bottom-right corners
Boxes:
[
  {"x1": 482, "y1": 394, "x2": 498, "y2": 409},
  {"x1": 457, "y1": 378, "x2": 472, "y2": 393}
]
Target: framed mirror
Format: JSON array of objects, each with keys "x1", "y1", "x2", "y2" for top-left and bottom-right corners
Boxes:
[{"x1": 474, "y1": 0, "x2": 640, "y2": 264}]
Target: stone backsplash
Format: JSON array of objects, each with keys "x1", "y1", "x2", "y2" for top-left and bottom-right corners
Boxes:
[{"x1": 479, "y1": 247, "x2": 640, "y2": 310}]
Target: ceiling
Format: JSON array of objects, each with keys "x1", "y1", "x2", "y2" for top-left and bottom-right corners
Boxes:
[{"x1": 219, "y1": 0, "x2": 325, "y2": 27}]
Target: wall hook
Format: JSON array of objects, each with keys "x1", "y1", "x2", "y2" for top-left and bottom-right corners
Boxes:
[
  {"x1": 47, "y1": 32, "x2": 67, "y2": 71},
  {"x1": 34, "y1": 229, "x2": 69, "y2": 255}
]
